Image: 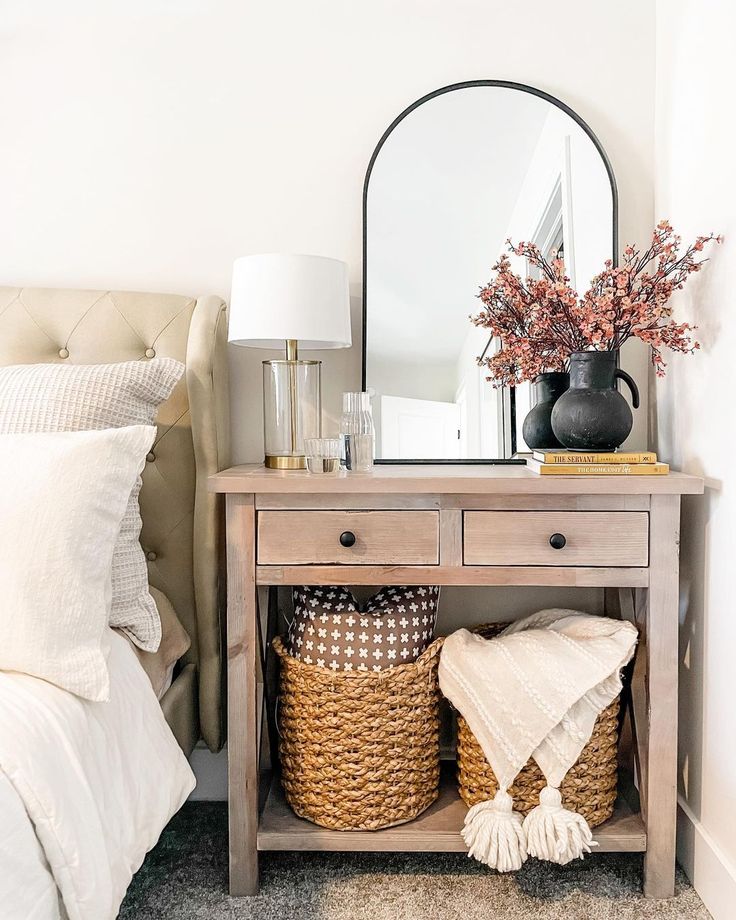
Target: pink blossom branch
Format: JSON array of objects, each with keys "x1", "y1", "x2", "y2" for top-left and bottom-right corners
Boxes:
[{"x1": 472, "y1": 224, "x2": 721, "y2": 386}]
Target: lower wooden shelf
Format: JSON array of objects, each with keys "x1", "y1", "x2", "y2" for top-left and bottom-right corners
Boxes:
[{"x1": 257, "y1": 768, "x2": 646, "y2": 854}]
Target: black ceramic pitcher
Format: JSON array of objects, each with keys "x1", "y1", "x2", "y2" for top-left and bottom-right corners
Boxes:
[
  {"x1": 521, "y1": 372, "x2": 569, "y2": 450},
  {"x1": 550, "y1": 351, "x2": 640, "y2": 451}
]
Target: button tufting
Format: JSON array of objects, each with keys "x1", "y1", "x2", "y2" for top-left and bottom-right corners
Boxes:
[
  {"x1": 146, "y1": 551, "x2": 157, "y2": 562},
  {"x1": 146, "y1": 451, "x2": 156, "y2": 463},
  {"x1": 58, "y1": 347, "x2": 69, "y2": 359},
  {"x1": 145, "y1": 347, "x2": 156, "y2": 358}
]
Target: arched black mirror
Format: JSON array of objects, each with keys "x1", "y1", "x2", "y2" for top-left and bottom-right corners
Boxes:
[{"x1": 362, "y1": 81, "x2": 617, "y2": 463}]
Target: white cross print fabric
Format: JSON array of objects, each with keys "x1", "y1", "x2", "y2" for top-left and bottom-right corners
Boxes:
[{"x1": 288, "y1": 585, "x2": 439, "y2": 672}]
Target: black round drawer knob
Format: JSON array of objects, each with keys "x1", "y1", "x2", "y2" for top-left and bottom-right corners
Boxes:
[
  {"x1": 549, "y1": 533, "x2": 567, "y2": 550},
  {"x1": 339, "y1": 531, "x2": 356, "y2": 548}
]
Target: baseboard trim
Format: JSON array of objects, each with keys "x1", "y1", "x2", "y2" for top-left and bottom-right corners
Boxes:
[{"x1": 678, "y1": 796, "x2": 736, "y2": 920}]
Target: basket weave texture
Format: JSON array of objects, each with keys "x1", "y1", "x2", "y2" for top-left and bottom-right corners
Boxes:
[
  {"x1": 275, "y1": 635, "x2": 444, "y2": 831},
  {"x1": 456, "y1": 624, "x2": 620, "y2": 828}
]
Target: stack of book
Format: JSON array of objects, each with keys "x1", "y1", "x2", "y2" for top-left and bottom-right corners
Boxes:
[{"x1": 526, "y1": 450, "x2": 669, "y2": 476}]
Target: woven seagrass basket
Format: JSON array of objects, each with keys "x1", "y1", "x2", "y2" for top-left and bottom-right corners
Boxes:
[
  {"x1": 274, "y1": 635, "x2": 444, "y2": 831},
  {"x1": 456, "y1": 624, "x2": 620, "y2": 828}
]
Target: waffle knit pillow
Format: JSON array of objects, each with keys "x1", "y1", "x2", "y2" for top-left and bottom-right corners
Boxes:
[
  {"x1": 0, "y1": 359, "x2": 184, "y2": 651},
  {"x1": 288, "y1": 585, "x2": 439, "y2": 671},
  {"x1": 0, "y1": 426, "x2": 156, "y2": 700}
]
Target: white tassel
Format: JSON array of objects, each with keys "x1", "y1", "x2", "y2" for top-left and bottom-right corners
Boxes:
[
  {"x1": 461, "y1": 788, "x2": 527, "y2": 872},
  {"x1": 523, "y1": 785, "x2": 597, "y2": 865}
]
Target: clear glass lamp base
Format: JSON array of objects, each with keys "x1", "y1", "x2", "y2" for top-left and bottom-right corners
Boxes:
[{"x1": 262, "y1": 357, "x2": 321, "y2": 470}]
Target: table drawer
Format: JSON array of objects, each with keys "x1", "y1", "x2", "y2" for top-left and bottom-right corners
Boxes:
[
  {"x1": 257, "y1": 510, "x2": 440, "y2": 565},
  {"x1": 463, "y1": 511, "x2": 649, "y2": 567}
]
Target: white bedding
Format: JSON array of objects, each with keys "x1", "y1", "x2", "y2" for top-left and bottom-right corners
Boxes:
[{"x1": 0, "y1": 631, "x2": 196, "y2": 920}]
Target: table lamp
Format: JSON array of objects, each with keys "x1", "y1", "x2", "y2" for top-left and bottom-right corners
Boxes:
[{"x1": 229, "y1": 253, "x2": 351, "y2": 469}]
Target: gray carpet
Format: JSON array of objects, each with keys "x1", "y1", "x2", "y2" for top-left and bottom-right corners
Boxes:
[{"x1": 120, "y1": 803, "x2": 710, "y2": 919}]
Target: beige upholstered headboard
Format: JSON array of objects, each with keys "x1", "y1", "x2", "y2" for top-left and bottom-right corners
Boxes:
[{"x1": 0, "y1": 287, "x2": 229, "y2": 752}]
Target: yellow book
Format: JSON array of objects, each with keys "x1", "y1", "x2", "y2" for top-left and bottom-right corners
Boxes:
[
  {"x1": 532, "y1": 450, "x2": 657, "y2": 465},
  {"x1": 527, "y1": 459, "x2": 669, "y2": 476}
]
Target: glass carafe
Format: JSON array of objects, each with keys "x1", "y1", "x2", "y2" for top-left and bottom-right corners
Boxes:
[{"x1": 340, "y1": 392, "x2": 374, "y2": 472}]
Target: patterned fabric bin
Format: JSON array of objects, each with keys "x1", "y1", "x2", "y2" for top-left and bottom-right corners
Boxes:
[{"x1": 287, "y1": 585, "x2": 439, "y2": 671}]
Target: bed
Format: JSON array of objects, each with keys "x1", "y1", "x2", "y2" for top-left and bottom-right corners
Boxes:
[{"x1": 0, "y1": 286, "x2": 230, "y2": 918}]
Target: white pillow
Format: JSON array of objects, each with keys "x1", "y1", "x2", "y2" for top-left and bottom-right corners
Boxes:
[
  {"x1": 0, "y1": 359, "x2": 184, "y2": 652},
  {"x1": 0, "y1": 425, "x2": 156, "y2": 701}
]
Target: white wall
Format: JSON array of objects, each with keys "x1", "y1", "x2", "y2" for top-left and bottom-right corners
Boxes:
[
  {"x1": 0, "y1": 1, "x2": 655, "y2": 793},
  {"x1": 0, "y1": 0, "x2": 653, "y2": 457},
  {"x1": 368, "y1": 353, "x2": 457, "y2": 404},
  {"x1": 655, "y1": 2, "x2": 736, "y2": 916}
]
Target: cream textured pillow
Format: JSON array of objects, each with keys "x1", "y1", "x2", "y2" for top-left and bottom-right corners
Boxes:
[
  {"x1": 0, "y1": 426, "x2": 156, "y2": 701},
  {"x1": 0, "y1": 358, "x2": 183, "y2": 651}
]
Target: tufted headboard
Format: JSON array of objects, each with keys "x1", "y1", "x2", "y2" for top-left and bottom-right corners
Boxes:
[{"x1": 0, "y1": 287, "x2": 229, "y2": 752}]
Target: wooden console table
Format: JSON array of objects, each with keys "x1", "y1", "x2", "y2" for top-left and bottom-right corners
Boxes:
[{"x1": 209, "y1": 464, "x2": 703, "y2": 899}]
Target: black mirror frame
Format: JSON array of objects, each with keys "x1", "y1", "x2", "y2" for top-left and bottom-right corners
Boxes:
[{"x1": 361, "y1": 79, "x2": 618, "y2": 465}]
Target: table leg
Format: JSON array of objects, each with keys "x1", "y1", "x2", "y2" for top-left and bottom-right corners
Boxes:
[
  {"x1": 642, "y1": 494, "x2": 680, "y2": 898},
  {"x1": 226, "y1": 493, "x2": 259, "y2": 896}
]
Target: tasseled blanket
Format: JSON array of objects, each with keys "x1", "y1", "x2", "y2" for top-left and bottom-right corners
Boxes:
[{"x1": 439, "y1": 609, "x2": 638, "y2": 871}]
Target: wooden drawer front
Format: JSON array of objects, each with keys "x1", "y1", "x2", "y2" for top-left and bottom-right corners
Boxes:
[
  {"x1": 257, "y1": 510, "x2": 440, "y2": 565},
  {"x1": 463, "y1": 511, "x2": 649, "y2": 567}
]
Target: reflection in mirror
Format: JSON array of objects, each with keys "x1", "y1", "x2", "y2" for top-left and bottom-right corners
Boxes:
[{"x1": 363, "y1": 82, "x2": 615, "y2": 462}]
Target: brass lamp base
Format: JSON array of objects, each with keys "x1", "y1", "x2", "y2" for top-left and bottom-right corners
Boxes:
[{"x1": 265, "y1": 454, "x2": 306, "y2": 470}]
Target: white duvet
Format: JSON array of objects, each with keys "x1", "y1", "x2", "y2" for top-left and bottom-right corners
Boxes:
[{"x1": 0, "y1": 631, "x2": 196, "y2": 920}]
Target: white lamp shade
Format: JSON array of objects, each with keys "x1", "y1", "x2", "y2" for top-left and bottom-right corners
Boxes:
[{"x1": 228, "y1": 253, "x2": 352, "y2": 349}]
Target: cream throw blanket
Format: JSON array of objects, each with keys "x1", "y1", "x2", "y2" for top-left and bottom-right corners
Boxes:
[{"x1": 439, "y1": 609, "x2": 638, "y2": 871}]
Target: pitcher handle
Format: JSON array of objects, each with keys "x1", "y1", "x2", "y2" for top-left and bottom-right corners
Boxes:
[{"x1": 615, "y1": 368, "x2": 640, "y2": 409}]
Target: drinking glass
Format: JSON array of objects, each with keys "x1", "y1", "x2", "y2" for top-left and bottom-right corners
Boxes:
[{"x1": 304, "y1": 437, "x2": 341, "y2": 474}]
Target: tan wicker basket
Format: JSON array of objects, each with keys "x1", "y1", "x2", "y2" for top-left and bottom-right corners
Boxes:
[
  {"x1": 274, "y1": 635, "x2": 444, "y2": 831},
  {"x1": 456, "y1": 624, "x2": 620, "y2": 828}
]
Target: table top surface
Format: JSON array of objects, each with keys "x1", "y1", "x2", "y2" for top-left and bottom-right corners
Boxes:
[{"x1": 209, "y1": 463, "x2": 704, "y2": 496}]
